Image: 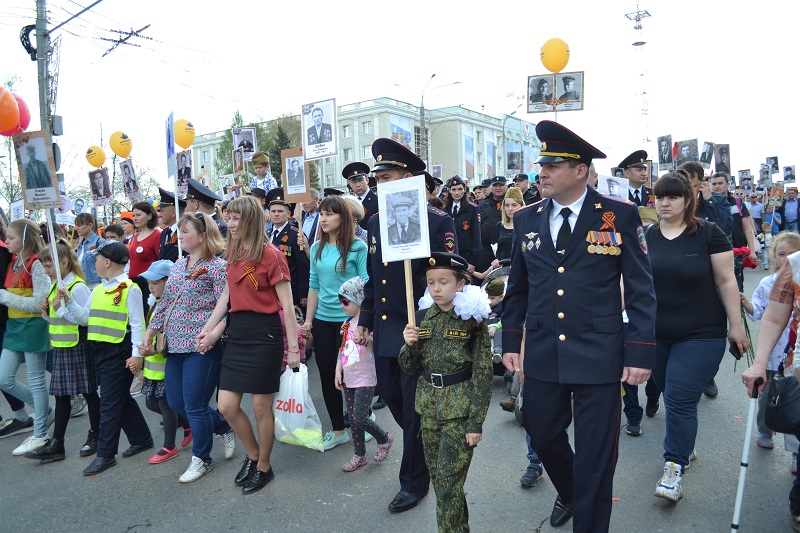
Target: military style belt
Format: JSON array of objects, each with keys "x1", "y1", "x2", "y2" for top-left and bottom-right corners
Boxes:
[{"x1": 423, "y1": 365, "x2": 473, "y2": 389}]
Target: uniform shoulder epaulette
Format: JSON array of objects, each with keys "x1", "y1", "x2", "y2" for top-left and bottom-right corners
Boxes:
[
  {"x1": 369, "y1": 212, "x2": 379, "y2": 220},
  {"x1": 601, "y1": 195, "x2": 635, "y2": 206},
  {"x1": 428, "y1": 205, "x2": 447, "y2": 217},
  {"x1": 517, "y1": 200, "x2": 543, "y2": 213},
  {"x1": 288, "y1": 225, "x2": 300, "y2": 233},
  {"x1": 468, "y1": 200, "x2": 478, "y2": 208}
]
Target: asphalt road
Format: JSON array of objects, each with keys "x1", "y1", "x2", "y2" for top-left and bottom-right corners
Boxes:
[{"x1": 0, "y1": 267, "x2": 795, "y2": 533}]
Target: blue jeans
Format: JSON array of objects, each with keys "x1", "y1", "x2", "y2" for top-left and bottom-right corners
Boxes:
[
  {"x1": 0, "y1": 349, "x2": 49, "y2": 438},
  {"x1": 787, "y1": 220, "x2": 799, "y2": 234},
  {"x1": 651, "y1": 338, "x2": 725, "y2": 466},
  {"x1": 165, "y1": 347, "x2": 230, "y2": 463}
]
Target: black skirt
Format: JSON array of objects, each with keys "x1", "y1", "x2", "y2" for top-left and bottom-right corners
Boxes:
[{"x1": 220, "y1": 311, "x2": 284, "y2": 394}]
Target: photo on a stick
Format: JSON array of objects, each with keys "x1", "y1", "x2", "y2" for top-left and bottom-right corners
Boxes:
[{"x1": 377, "y1": 174, "x2": 430, "y2": 263}]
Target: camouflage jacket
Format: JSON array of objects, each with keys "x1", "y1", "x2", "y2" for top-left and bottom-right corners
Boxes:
[{"x1": 399, "y1": 304, "x2": 492, "y2": 434}]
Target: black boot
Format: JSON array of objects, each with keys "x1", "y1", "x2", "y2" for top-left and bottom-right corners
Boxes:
[
  {"x1": 24, "y1": 438, "x2": 65, "y2": 463},
  {"x1": 80, "y1": 429, "x2": 99, "y2": 457}
]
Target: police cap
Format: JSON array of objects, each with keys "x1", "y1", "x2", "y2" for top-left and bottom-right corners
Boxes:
[
  {"x1": 185, "y1": 178, "x2": 222, "y2": 206},
  {"x1": 343, "y1": 162, "x2": 370, "y2": 181},
  {"x1": 618, "y1": 150, "x2": 648, "y2": 170},
  {"x1": 371, "y1": 138, "x2": 426, "y2": 174},
  {"x1": 158, "y1": 187, "x2": 187, "y2": 209},
  {"x1": 534, "y1": 120, "x2": 606, "y2": 165}
]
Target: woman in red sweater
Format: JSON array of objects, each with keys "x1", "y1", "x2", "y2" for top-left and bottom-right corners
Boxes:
[{"x1": 128, "y1": 201, "x2": 161, "y2": 314}]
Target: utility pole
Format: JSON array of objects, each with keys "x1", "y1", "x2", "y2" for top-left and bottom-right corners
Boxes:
[{"x1": 35, "y1": 0, "x2": 50, "y2": 133}]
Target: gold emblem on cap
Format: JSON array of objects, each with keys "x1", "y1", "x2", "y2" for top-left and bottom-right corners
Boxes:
[
  {"x1": 377, "y1": 155, "x2": 383, "y2": 161},
  {"x1": 429, "y1": 258, "x2": 436, "y2": 266},
  {"x1": 542, "y1": 141, "x2": 547, "y2": 151}
]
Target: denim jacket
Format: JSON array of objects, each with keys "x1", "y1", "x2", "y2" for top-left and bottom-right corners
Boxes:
[{"x1": 76, "y1": 233, "x2": 106, "y2": 285}]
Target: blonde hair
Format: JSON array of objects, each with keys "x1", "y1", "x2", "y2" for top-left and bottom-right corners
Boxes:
[
  {"x1": 342, "y1": 195, "x2": 365, "y2": 221},
  {"x1": 38, "y1": 238, "x2": 85, "y2": 279},
  {"x1": 501, "y1": 187, "x2": 525, "y2": 225},
  {"x1": 8, "y1": 219, "x2": 43, "y2": 261},
  {"x1": 769, "y1": 231, "x2": 800, "y2": 272},
  {"x1": 225, "y1": 196, "x2": 266, "y2": 264},
  {"x1": 179, "y1": 213, "x2": 225, "y2": 260}
]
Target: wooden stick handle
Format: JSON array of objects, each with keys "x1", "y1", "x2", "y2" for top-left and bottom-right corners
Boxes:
[{"x1": 404, "y1": 259, "x2": 415, "y2": 327}]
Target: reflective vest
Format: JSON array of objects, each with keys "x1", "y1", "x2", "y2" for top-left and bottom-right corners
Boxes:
[
  {"x1": 87, "y1": 281, "x2": 130, "y2": 343},
  {"x1": 5, "y1": 254, "x2": 40, "y2": 319},
  {"x1": 48, "y1": 277, "x2": 87, "y2": 348},
  {"x1": 143, "y1": 352, "x2": 166, "y2": 381}
]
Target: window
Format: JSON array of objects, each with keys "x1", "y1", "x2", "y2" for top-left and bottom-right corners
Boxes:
[
  {"x1": 476, "y1": 130, "x2": 482, "y2": 143},
  {"x1": 477, "y1": 152, "x2": 483, "y2": 165},
  {"x1": 343, "y1": 148, "x2": 353, "y2": 162},
  {"x1": 325, "y1": 174, "x2": 334, "y2": 187},
  {"x1": 202, "y1": 150, "x2": 209, "y2": 162},
  {"x1": 361, "y1": 121, "x2": 372, "y2": 135},
  {"x1": 325, "y1": 157, "x2": 332, "y2": 164},
  {"x1": 362, "y1": 146, "x2": 372, "y2": 159},
  {"x1": 343, "y1": 124, "x2": 352, "y2": 138}
]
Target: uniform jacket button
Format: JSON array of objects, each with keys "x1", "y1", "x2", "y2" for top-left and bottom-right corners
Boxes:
[
  {"x1": 381, "y1": 315, "x2": 387, "y2": 320},
  {"x1": 557, "y1": 289, "x2": 564, "y2": 296},
  {"x1": 558, "y1": 312, "x2": 564, "y2": 319},
  {"x1": 559, "y1": 334, "x2": 566, "y2": 341},
  {"x1": 557, "y1": 266, "x2": 565, "y2": 273}
]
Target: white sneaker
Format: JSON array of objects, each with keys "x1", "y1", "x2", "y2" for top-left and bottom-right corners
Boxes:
[
  {"x1": 655, "y1": 461, "x2": 683, "y2": 502},
  {"x1": 683, "y1": 448, "x2": 699, "y2": 470},
  {"x1": 220, "y1": 430, "x2": 236, "y2": 460},
  {"x1": 179, "y1": 455, "x2": 213, "y2": 483},
  {"x1": 13, "y1": 435, "x2": 49, "y2": 456}
]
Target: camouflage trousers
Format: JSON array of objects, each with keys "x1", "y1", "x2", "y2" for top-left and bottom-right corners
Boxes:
[{"x1": 421, "y1": 416, "x2": 474, "y2": 533}]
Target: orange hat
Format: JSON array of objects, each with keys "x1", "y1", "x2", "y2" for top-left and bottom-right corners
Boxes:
[{"x1": 120, "y1": 211, "x2": 134, "y2": 224}]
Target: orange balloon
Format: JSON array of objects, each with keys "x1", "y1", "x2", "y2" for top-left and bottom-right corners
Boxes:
[
  {"x1": 109, "y1": 131, "x2": 133, "y2": 158},
  {"x1": 540, "y1": 38, "x2": 570, "y2": 74},
  {"x1": 174, "y1": 119, "x2": 195, "y2": 149},
  {"x1": 86, "y1": 146, "x2": 106, "y2": 168},
  {"x1": 0, "y1": 88, "x2": 21, "y2": 133}
]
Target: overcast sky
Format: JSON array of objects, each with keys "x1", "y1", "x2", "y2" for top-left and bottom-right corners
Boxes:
[{"x1": 1, "y1": 0, "x2": 798, "y2": 194}]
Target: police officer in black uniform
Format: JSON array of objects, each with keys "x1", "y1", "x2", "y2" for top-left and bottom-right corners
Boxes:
[
  {"x1": 343, "y1": 162, "x2": 378, "y2": 229},
  {"x1": 502, "y1": 121, "x2": 656, "y2": 533},
  {"x1": 477, "y1": 175, "x2": 508, "y2": 272},
  {"x1": 185, "y1": 178, "x2": 227, "y2": 238},
  {"x1": 156, "y1": 187, "x2": 187, "y2": 262},
  {"x1": 513, "y1": 173, "x2": 541, "y2": 205},
  {"x1": 268, "y1": 192, "x2": 309, "y2": 307},
  {"x1": 356, "y1": 138, "x2": 458, "y2": 513},
  {"x1": 620, "y1": 150, "x2": 653, "y2": 207},
  {"x1": 443, "y1": 175, "x2": 481, "y2": 271}
]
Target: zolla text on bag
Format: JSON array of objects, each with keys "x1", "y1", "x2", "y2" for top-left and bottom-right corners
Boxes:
[{"x1": 275, "y1": 399, "x2": 303, "y2": 414}]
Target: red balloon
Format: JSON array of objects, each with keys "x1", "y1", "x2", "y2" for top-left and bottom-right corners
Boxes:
[{"x1": 0, "y1": 93, "x2": 30, "y2": 137}]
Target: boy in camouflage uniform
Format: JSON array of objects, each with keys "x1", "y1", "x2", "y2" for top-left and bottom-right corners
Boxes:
[{"x1": 400, "y1": 252, "x2": 492, "y2": 532}]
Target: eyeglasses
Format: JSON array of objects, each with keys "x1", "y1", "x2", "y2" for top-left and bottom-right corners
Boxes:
[{"x1": 338, "y1": 296, "x2": 350, "y2": 306}]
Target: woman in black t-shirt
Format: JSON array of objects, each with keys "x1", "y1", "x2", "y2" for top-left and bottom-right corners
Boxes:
[
  {"x1": 492, "y1": 186, "x2": 525, "y2": 267},
  {"x1": 647, "y1": 172, "x2": 749, "y2": 504}
]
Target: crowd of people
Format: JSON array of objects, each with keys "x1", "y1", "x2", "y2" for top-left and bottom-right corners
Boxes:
[{"x1": 1, "y1": 135, "x2": 799, "y2": 532}]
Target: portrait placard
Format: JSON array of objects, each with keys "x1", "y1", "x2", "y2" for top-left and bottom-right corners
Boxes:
[
  {"x1": 88, "y1": 167, "x2": 113, "y2": 207},
  {"x1": 738, "y1": 169, "x2": 751, "y2": 182},
  {"x1": 378, "y1": 174, "x2": 430, "y2": 263},
  {"x1": 72, "y1": 198, "x2": 87, "y2": 214},
  {"x1": 784, "y1": 166, "x2": 796, "y2": 181},
  {"x1": 554, "y1": 71, "x2": 584, "y2": 112},
  {"x1": 165, "y1": 112, "x2": 175, "y2": 159},
  {"x1": 281, "y1": 147, "x2": 311, "y2": 203},
  {"x1": 527, "y1": 74, "x2": 555, "y2": 113},
  {"x1": 176, "y1": 150, "x2": 192, "y2": 194},
  {"x1": 9, "y1": 199, "x2": 24, "y2": 221},
  {"x1": 699, "y1": 141, "x2": 714, "y2": 168},
  {"x1": 119, "y1": 159, "x2": 140, "y2": 201},
  {"x1": 714, "y1": 144, "x2": 730, "y2": 175},
  {"x1": 656, "y1": 135, "x2": 673, "y2": 167},
  {"x1": 675, "y1": 139, "x2": 698, "y2": 166},
  {"x1": 301, "y1": 98, "x2": 338, "y2": 161},
  {"x1": 760, "y1": 164, "x2": 772, "y2": 187},
  {"x1": 232, "y1": 147, "x2": 245, "y2": 179},
  {"x1": 767, "y1": 156, "x2": 780, "y2": 174},
  {"x1": 769, "y1": 186, "x2": 784, "y2": 207},
  {"x1": 598, "y1": 175, "x2": 627, "y2": 201},
  {"x1": 232, "y1": 127, "x2": 257, "y2": 162},
  {"x1": 13, "y1": 130, "x2": 60, "y2": 209}
]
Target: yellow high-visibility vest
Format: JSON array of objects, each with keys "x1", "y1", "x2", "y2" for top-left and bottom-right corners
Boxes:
[
  {"x1": 48, "y1": 277, "x2": 87, "y2": 348},
  {"x1": 87, "y1": 282, "x2": 130, "y2": 344}
]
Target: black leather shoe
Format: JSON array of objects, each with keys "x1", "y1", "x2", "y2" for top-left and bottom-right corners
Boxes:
[
  {"x1": 388, "y1": 490, "x2": 426, "y2": 513},
  {"x1": 234, "y1": 457, "x2": 258, "y2": 486},
  {"x1": 625, "y1": 420, "x2": 642, "y2": 437},
  {"x1": 550, "y1": 495, "x2": 574, "y2": 527},
  {"x1": 80, "y1": 429, "x2": 99, "y2": 457},
  {"x1": 122, "y1": 436, "x2": 154, "y2": 458},
  {"x1": 25, "y1": 438, "x2": 65, "y2": 463},
  {"x1": 645, "y1": 400, "x2": 660, "y2": 418},
  {"x1": 242, "y1": 468, "x2": 274, "y2": 494},
  {"x1": 83, "y1": 456, "x2": 117, "y2": 476}
]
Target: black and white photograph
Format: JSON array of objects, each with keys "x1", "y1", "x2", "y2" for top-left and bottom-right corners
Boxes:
[
  {"x1": 611, "y1": 167, "x2": 625, "y2": 179},
  {"x1": 714, "y1": 144, "x2": 730, "y2": 175},
  {"x1": 554, "y1": 71, "x2": 584, "y2": 112},
  {"x1": 598, "y1": 175, "x2": 627, "y2": 201},
  {"x1": 301, "y1": 98, "x2": 338, "y2": 161},
  {"x1": 527, "y1": 74, "x2": 555, "y2": 113},
  {"x1": 674, "y1": 139, "x2": 698, "y2": 167},
  {"x1": 232, "y1": 147, "x2": 245, "y2": 178},
  {"x1": 742, "y1": 177, "x2": 753, "y2": 194},
  {"x1": 177, "y1": 150, "x2": 192, "y2": 193},
  {"x1": 507, "y1": 151, "x2": 521, "y2": 171},
  {"x1": 431, "y1": 165, "x2": 443, "y2": 180},
  {"x1": 119, "y1": 159, "x2": 140, "y2": 200},
  {"x1": 657, "y1": 134, "x2": 673, "y2": 166},
  {"x1": 760, "y1": 164, "x2": 772, "y2": 187},
  {"x1": 232, "y1": 127, "x2": 257, "y2": 162},
  {"x1": 738, "y1": 169, "x2": 751, "y2": 184},
  {"x1": 225, "y1": 185, "x2": 241, "y2": 200},
  {"x1": 767, "y1": 156, "x2": 780, "y2": 174},
  {"x1": 377, "y1": 173, "x2": 430, "y2": 263},
  {"x1": 165, "y1": 112, "x2": 175, "y2": 159},
  {"x1": 72, "y1": 197, "x2": 87, "y2": 214},
  {"x1": 9, "y1": 199, "x2": 24, "y2": 221},
  {"x1": 13, "y1": 130, "x2": 60, "y2": 209},
  {"x1": 89, "y1": 168, "x2": 113, "y2": 207},
  {"x1": 785, "y1": 166, "x2": 796, "y2": 181},
  {"x1": 699, "y1": 141, "x2": 714, "y2": 167},
  {"x1": 280, "y1": 147, "x2": 311, "y2": 203}
]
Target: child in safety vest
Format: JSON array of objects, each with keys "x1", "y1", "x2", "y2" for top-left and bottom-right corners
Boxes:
[
  {"x1": 333, "y1": 276, "x2": 392, "y2": 472},
  {"x1": 136, "y1": 259, "x2": 192, "y2": 464},
  {"x1": 400, "y1": 252, "x2": 492, "y2": 533},
  {"x1": 81, "y1": 241, "x2": 152, "y2": 476},
  {"x1": 24, "y1": 239, "x2": 100, "y2": 463}
]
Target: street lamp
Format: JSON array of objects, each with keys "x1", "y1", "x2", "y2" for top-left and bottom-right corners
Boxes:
[{"x1": 501, "y1": 103, "x2": 523, "y2": 175}]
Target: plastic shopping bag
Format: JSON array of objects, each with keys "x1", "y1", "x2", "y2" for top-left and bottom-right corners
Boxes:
[{"x1": 273, "y1": 364, "x2": 324, "y2": 452}]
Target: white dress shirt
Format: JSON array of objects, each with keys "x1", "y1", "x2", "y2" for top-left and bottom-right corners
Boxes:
[{"x1": 549, "y1": 189, "x2": 587, "y2": 247}]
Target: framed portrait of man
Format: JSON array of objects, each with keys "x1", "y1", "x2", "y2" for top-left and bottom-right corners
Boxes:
[
  {"x1": 232, "y1": 127, "x2": 257, "y2": 162},
  {"x1": 760, "y1": 164, "x2": 772, "y2": 187},
  {"x1": 232, "y1": 147, "x2": 245, "y2": 178},
  {"x1": 598, "y1": 175, "x2": 627, "y2": 201},
  {"x1": 431, "y1": 165, "x2": 443, "y2": 179},
  {"x1": 89, "y1": 168, "x2": 113, "y2": 207},
  {"x1": 176, "y1": 150, "x2": 192, "y2": 194},
  {"x1": 675, "y1": 139, "x2": 698, "y2": 167},
  {"x1": 165, "y1": 112, "x2": 175, "y2": 159},
  {"x1": 713, "y1": 144, "x2": 730, "y2": 175},
  {"x1": 13, "y1": 130, "x2": 60, "y2": 209},
  {"x1": 785, "y1": 166, "x2": 796, "y2": 181},
  {"x1": 527, "y1": 74, "x2": 556, "y2": 113},
  {"x1": 656, "y1": 135, "x2": 673, "y2": 166},
  {"x1": 301, "y1": 98, "x2": 338, "y2": 161},
  {"x1": 554, "y1": 71, "x2": 584, "y2": 112},
  {"x1": 699, "y1": 141, "x2": 714, "y2": 168},
  {"x1": 281, "y1": 147, "x2": 311, "y2": 203},
  {"x1": 119, "y1": 159, "x2": 140, "y2": 201},
  {"x1": 72, "y1": 197, "x2": 87, "y2": 214},
  {"x1": 767, "y1": 156, "x2": 780, "y2": 174},
  {"x1": 377, "y1": 174, "x2": 430, "y2": 263}
]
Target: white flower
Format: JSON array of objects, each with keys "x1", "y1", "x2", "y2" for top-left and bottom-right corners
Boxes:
[
  {"x1": 453, "y1": 285, "x2": 491, "y2": 323},
  {"x1": 147, "y1": 294, "x2": 157, "y2": 307}
]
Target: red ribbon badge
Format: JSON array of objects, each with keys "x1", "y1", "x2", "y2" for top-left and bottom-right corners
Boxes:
[
  {"x1": 599, "y1": 212, "x2": 616, "y2": 232},
  {"x1": 105, "y1": 281, "x2": 127, "y2": 306},
  {"x1": 186, "y1": 268, "x2": 208, "y2": 280},
  {"x1": 462, "y1": 220, "x2": 470, "y2": 231},
  {"x1": 236, "y1": 265, "x2": 259, "y2": 290}
]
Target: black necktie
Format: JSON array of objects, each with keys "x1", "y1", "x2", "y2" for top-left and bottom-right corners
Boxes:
[
  {"x1": 453, "y1": 205, "x2": 459, "y2": 217},
  {"x1": 272, "y1": 229, "x2": 279, "y2": 243},
  {"x1": 634, "y1": 190, "x2": 641, "y2": 204},
  {"x1": 164, "y1": 228, "x2": 171, "y2": 243},
  {"x1": 401, "y1": 226, "x2": 407, "y2": 242},
  {"x1": 556, "y1": 207, "x2": 572, "y2": 253}
]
